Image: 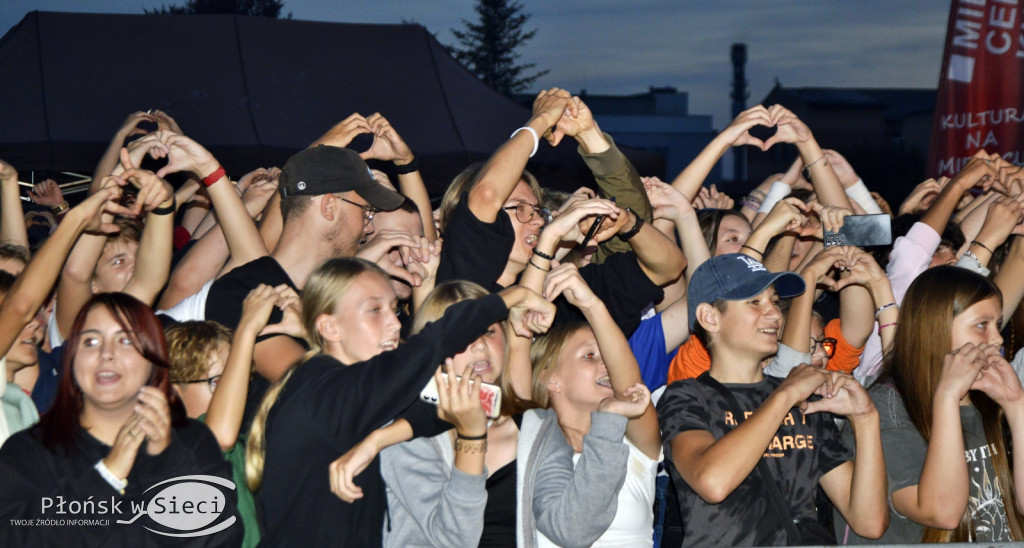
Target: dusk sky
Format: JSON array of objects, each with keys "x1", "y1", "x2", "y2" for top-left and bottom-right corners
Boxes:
[{"x1": 2, "y1": 0, "x2": 952, "y2": 130}]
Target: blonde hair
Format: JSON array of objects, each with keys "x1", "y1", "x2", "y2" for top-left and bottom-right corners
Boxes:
[
  {"x1": 437, "y1": 163, "x2": 543, "y2": 231},
  {"x1": 245, "y1": 257, "x2": 390, "y2": 491},
  {"x1": 165, "y1": 321, "x2": 233, "y2": 383},
  {"x1": 529, "y1": 322, "x2": 588, "y2": 408},
  {"x1": 411, "y1": 280, "x2": 532, "y2": 416}
]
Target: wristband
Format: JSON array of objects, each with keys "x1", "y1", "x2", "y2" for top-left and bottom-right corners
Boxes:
[
  {"x1": 874, "y1": 302, "x2": 897, "y2": 317},
  {"x1": 94, "y1": 460, "x2": 127, "y2": 494},
  {"x1": 740, "y1": 244, "x2": 764, "y2": 258},
  {"x1": 532, "y1": 248, "x2": 555, "y2": 261},
  {"x1": 510, "y1": 127, "x2": 540, "y2": 158},
  {"x1": 971, "y1": 240, "x2": 994, "y2": 254},
  {"x1": 803, "y1": 154, "x2": 829, "y2": 176},
  {"x1": 877, "y1": 322, "x2": 898, "y2": 335},
  {"x1": 51, "y1": 201, "x2": 70, "y2": 215},
  {"x1": 456, "y1": 432, "x2": 488, "y2": 440},
  {"x1": 150, "y1": 198, "x2": 176, "y2": 216},
  {"x1": 201, "y1": 166, "x2": 227, "y2": 187},
  {"x1": 617, "y1": 209, "x2": 644, "y2": 242},
  {"x1": 393, "y1": 157, "x2": 419, "y2": 175},
  {"x1": 844, "y1": 179, "x2": 882, "y2": 214},
  {"x1": 528, "y1": 258, "x2": 551, "y2": 272},
  {"x1": 757, "y1": 180, "x2": 792, "y2": 214}
]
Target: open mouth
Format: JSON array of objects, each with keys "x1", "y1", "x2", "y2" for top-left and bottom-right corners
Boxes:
[
  {"x1": 380, "y1": 340, "x2": 398, "y2": 351},
  {"x1": 596, "y1": 375, "x2": 611, "y2": 388},
  {"x1": 471, "y1": 360, "x2": 491, "y2": 375},
  {"x1": 95, "y1": 370, "x2": 122, "y2": 385}
]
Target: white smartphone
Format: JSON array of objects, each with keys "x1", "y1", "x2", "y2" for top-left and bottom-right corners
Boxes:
[{"x1": 419, "y1": 373, "x2": 502, "y2": 420}]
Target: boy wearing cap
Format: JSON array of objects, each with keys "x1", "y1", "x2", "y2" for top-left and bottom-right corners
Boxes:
[
  {"x1": 657, "y1": 253, "x2": 887, "y2": 546},
  {"x1": 205, "y1": 145, "x2": 406, "y2": 411}
]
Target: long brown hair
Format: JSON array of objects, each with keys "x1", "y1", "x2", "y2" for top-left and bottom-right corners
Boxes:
[
  {"x1": 38, "y1": 293, "x2": 182, "y2": 449},
  {"x1": 876, "y1": 266, "x2": 1023, "y2": 541}
]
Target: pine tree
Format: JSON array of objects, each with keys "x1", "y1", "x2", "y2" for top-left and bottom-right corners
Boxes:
[
  {"x1": 449, "y1": 0, "x2": 548, "y2": 95},
  {"x1": 145, "y1": 0, "x2": 288, "y2": 18}
]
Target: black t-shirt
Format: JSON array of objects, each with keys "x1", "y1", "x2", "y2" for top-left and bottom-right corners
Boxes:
[
  {"x1": 0, "y1": 420, "x2": 241, "y2": 546},
  {"x1": 205, "y1": 256, "x2": 308, "y2": 428},
  {"x1": 657, "y1": 374, "x2": 852, "y2": 548},
  {"x1": 557, "y1": 251, "x2": 663, "y2": 338},
  {"x1": 436, "y1": 192, "x2": 515, "y2": 292}
]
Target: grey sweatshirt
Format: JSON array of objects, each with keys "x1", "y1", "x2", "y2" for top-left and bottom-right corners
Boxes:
[{"x1": 380, "y1": 408, "x2": 630, "y2": 548}]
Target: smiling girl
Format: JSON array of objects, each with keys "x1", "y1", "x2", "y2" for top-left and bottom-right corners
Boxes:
[{"x1": 245, "y1": 258, "x2": 555, "y2": 547}]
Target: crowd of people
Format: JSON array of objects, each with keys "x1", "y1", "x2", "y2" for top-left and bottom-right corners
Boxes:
[{"x1": 0, "y1": 87, "x2": 1022, "y2": 546}]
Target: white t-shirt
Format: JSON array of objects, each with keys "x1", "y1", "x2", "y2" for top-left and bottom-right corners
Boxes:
[
  {"x1": 536, "y1": 437, "x2": 661, "y2": 547},
  {"x1": 156, "y1": 279, "x2": 214, "y2": 323}
]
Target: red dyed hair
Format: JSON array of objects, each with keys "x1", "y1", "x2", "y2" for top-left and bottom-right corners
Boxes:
[{"x1": 38, "y1": 292, "x2": 183, "y2": 449}]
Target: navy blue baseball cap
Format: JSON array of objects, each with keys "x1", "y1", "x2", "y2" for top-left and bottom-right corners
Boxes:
[{"x1": 687, "y1": 253, "x2": 806, "y2": 330}]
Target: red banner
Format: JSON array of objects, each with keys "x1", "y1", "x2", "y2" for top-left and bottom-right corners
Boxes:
[{"x1": 929, "y1": 0, "x2": 1024, "y2": 177}]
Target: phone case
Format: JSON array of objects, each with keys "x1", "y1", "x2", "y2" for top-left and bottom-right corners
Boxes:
[
  {"x1": 419, "y1": 374, "x2": 502, "y2": 419},
  {"x1": 823, "y1": 213, "x2": 892, "y2": 248}
]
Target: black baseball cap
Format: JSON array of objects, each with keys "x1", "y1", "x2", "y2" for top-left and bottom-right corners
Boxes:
[
  {"x1": 687, "y1": 253, "x2": 806, "y2": 330},
  {"x1": 279, "y1": 145, "x2": 404, "y2": 211}
]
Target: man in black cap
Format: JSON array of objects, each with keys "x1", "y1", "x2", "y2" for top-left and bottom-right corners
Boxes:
[
  {"x1": 205, "y1": 145, "x2": 405, "y2": 411},
  {"x1": 656, "y1": 253, "x2": 887, "y2": 547}
]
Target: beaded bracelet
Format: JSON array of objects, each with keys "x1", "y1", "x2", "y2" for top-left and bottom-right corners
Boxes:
[{"x1": 532, "y1": 248, "x2": 555, "y2": 261}]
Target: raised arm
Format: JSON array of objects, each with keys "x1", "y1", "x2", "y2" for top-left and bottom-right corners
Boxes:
[
  {"x1": 763, "y1": 105, "x2": 852, "y2": 211},
  {"x1": 0, "y1": 160, "x2": 28, "y2": 249},
  {"x1": 889, "y1": 344, "x2": 986, "y2": 529},
  {"x1": 91, "y1": 111, "x2": 155, "y2": 189},
  {"x1": 543, "y1": 265, "x2": 661, "y2": 459},
  {"x1": 361, "y1": 113, "x2": 437, "y2": 242},
  {"x1": 0, "y1": 184, "x2": 131, "y2": 356},
  {"x1": 468, "y1": 89, "x2": 573, "y2": 223},
  {"x1": 921, "y1": 152, "x2": 995, "y2": 237},
  {"x1": 670, "y1": 105, "x2": 775, "y2": 202}
]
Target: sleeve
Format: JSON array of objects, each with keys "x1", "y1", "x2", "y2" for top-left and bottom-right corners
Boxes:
[
  {"x1": 436, "y1": 193, "x2": 515, "y2": 290},
  {"x1": 532, "y1": 411, "x2": 630, "y2": 547},
  {"x1": 855, "y1": 222, "x2": 942, "y2": 381},
  {"x1": 0, "y1": 434, "x2": 125, "y2": 546},
  {"x1": 205, "y1": 263, "x2": 291, "y2": 345},
  {"x1": 568, "y1": 252, "x2": 665, "y2": 337},
  {"x1": 656, "y1": 381, "x2": 713, "y2": 448},
  {"x1": 578, "y1": 135, "x2": 653, "y2": 265},
  {"x1": 628, "y1": 313, "x2": 673, "y2": 391},
  {"x1": 763, "y1": 342, "x2": 811, "y2": 377},
  {"x1": 398, "y1": 400, "x2": 453, "y2": 440},
  {"x1": 824, "y1": 319, "x2": 864, "y2": 374},
  {"x1": 311, "y1": 293, "x2": 509, "y2": 442},
  {"x1": 380, "y1": 439, "x2": 486, "y2": 548}
]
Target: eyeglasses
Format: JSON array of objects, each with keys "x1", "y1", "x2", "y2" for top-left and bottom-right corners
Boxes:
[
  {"x1": 502, "y1": 202, "x2": 550, "y2": 224},
  {"x1": 339, "y1": 197, "x2": 379, "y2": 227},
  {"x1": 181, "y1": 374, "x2": 221, "y2": 394},
  {"x1": 810, "y1": 337, "x2": 837, "y2": 358}
]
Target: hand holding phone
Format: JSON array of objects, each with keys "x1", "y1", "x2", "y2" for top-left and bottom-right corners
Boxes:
[{"x1": 420, "y1": 365, "x2": 502, "y2": 420}]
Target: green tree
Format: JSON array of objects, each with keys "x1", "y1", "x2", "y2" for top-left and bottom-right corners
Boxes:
[
  {"x1": 449, "y1": 0, "x2": 548, "y2": 95},
  {"x1": 145, "y1": 0, "x2": 288, "y2": 18}
]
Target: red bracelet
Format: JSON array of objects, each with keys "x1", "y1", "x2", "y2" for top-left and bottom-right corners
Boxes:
[
  {"x1": 202, "y1": 166, "x2": 226, "y2": 187},
  {"x1": 877, "y1": 322, "x2": 898, "y2": 335}
]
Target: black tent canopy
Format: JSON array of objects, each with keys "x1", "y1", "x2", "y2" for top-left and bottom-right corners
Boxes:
[{"x1": 0, "y1": 11, "x2": 661, "y2": 194}]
